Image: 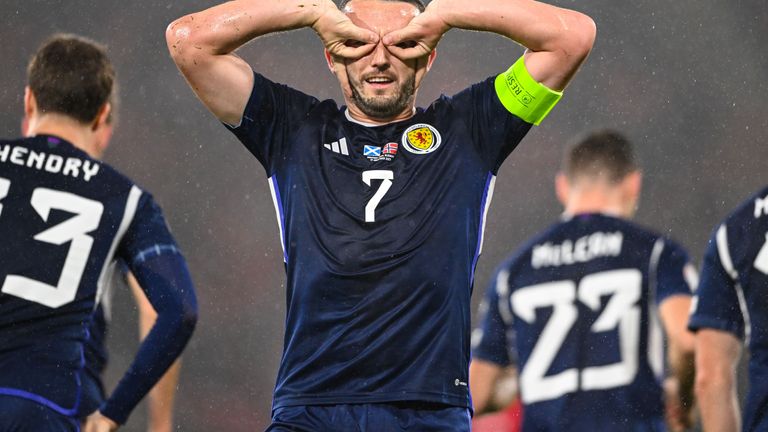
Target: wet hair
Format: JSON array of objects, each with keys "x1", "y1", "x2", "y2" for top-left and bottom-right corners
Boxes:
[
  {"x1": 562, "y1": 129, "x2": 638, "y2": 183},
  {"x1": 27, "y1": 33, "x2": 115, "y2": 124},
  {"x1": 338, "y1": 0, "x2": 426, "y2": 13}
]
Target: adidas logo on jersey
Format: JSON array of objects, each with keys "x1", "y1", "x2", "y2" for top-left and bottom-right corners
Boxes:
[{"x1": 323, "y1": 138, "x2": 349, "y2": 156}]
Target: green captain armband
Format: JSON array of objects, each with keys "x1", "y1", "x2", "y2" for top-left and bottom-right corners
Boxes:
[{"x1": 494, "y1": 56, "x2": 563, "y2": 125}]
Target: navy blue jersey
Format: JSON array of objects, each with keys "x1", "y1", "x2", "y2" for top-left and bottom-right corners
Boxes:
[
  {"x1": 689, "y1": 185, "x2": 768, "y2": 431},
  {"x1": 473, "y1": 214, "x2": 695, "y2": 431},
  {"x1": 0, "y1": 135, "x2": 181, "y2": 417},
  {"x1": 225, "y1": 71, "x2": 532, "y2": 410}
]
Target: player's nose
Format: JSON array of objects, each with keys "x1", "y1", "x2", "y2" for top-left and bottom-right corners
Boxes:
[{"x1": 369, "y1": 40, "x2": 391, "y2": 68}]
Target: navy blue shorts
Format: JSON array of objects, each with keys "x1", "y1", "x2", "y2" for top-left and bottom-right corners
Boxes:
[
  {"x1": 266, "y1": 402, "x2": 471, "y2": 432},
  {"x1": 0, "y1": 395, "x2": 80, "y2": 432}
]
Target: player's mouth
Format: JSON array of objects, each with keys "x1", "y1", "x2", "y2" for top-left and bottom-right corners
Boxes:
[{"x1": 364, "y1": 75, "x2": 396, "y2": 90}]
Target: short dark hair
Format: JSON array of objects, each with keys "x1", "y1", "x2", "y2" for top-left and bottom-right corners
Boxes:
[
  {"x1": 27, "y1": 34, "x2": 115, "y2": 124},
  {"x1": 338, "y1": 0, "x2": 426, "y2": 13},
  {"x1": 562, "y1": 130, "x2": 638, "y2": 183}
]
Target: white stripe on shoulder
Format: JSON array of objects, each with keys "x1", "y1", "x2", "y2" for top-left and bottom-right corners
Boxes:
[
  {"x1": 94, "y1": 185, "x2": 142, "y2": 311},
  {"x1": 477, "y1": 176, "x2": 497, "y2": 256},
  {"x1": 716, "y1": 224, "x2": 752, "y2": 343},
  {"x1": 647, "y1": 238, "x2": 665, "y2": 380},
  {"x1": 716, "y1": 224, "x2": 738, "y2": 280},
  {"x1": 495, "y1": 268, "x2": 514, "y2": 325}
]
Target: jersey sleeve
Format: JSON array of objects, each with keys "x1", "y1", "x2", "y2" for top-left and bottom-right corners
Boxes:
[
  {"x1": 655, "y1": 239, "x2": 696, "y2": 304},
  {"x1": 224, "y1": 71, "x2": 319, "y2": 176},
  {"x1": 450, "y1": 77, "x2": 533, "y2": 174},
  {"x1": 472, "y1": 269, "x2": 514, "y2": 367},
  {"x1": 102, "y1": 193, "x2": 198, "y2": 424},
  {"x1": 116, "y1": 193, "x2": 181, "y2": 266},
  {"x1": 688, "y1": 225, "x2": 745, "y2": 338}
]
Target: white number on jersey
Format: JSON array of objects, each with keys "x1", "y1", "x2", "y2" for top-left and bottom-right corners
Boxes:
[
  {"x1": 0, "y1": 177, "x2": 104, "y2": 308},
  {"x1": 362, "y1": 170, "x2": 393, "y2": 223},
  {"x1": 512, "y1": 269, "x2": 642, "y2": 403},
  {"x1": 754, "y1": 233, "x2": 768, "y2": 275}
]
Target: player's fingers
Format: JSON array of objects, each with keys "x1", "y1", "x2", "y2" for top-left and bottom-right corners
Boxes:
[
  {"x1": 384, "y1": 42, "x2": 431, "y2": 61},
  {"x1": 338, "y1": 23, "x2": 380, "y2": 46},
  {"x1": 329, "y1": 41, "x2": 377, "y2": 60}
]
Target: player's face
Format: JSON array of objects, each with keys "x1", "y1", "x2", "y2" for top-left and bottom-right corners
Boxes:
[{"x1": 333, "y1": 1, "x2": 430, "y2": 121}]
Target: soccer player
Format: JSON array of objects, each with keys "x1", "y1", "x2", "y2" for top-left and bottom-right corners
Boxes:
[
  {"x1": 688, "y1": 186, "x2": 768, "y2": 431},
  {"x1": 167, "y1": 0, "x2": 595, "y2": 429},
  {"x1": 471, "y1": 130, "x2": 697, "y2": 431},
  {"x1": 0, "y1": 34, "x2": 198, "y2": 431}
]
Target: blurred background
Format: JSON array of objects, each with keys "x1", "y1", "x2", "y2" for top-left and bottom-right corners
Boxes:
[{"x1": 1, "y1": 0, "x2": 766, "y2": 430}]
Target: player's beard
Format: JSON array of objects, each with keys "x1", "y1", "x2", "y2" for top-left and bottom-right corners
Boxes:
[{"x1": 347, "y1": 70, "x2": 416, "y2": 119}]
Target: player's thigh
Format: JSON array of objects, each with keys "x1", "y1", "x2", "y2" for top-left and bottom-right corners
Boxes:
[{"x1": 0, "y1": 395, "x2": 79, "y2": 432}]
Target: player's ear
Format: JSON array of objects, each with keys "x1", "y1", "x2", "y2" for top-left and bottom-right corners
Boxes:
[
  {"x1": 621, "y1": 170, "x2": 642, "y2": 216},
  {"x1": 555, "y1": 173, "x2": 570, "y2": 207},
  {"x1": 426, "y1": 49, "x2": 437, "y2": 71},
  {"x1": 92, "y1": 102, "x2": 112, "y2": 132},
  {"x1": 324, "y1": 49, "x2": 337, "y2": 74},
  {"x1": 24, "y1": 87, "x2": 36, "y2": 119}
]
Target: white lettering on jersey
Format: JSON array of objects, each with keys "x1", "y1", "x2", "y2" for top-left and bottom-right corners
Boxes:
[
  {"x1": 754, "y1": 195, "x2": 768, "y2": 218},
  {"x1": 531, "y1": 231, "x2": 623, "y2": 269},
  {"x1": 0, "y1": 144, "x2": 100, "y2": 181}
]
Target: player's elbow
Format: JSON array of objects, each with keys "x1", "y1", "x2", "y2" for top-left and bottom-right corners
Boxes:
[
  {"x1": 550, "y1": 11, "x2": 596, "y2": 65},
  {"x1": 166, "y1": 16, "x2": 204, "y2": 67}
]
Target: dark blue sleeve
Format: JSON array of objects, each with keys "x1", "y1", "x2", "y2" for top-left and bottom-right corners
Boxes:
[
  {"x1": 688, "y1": 226, "x2": 745, "y2": 338},
  {"x1": 472, "y1": 269, "x2": 513, "y2": 367},
  {"x1": 225, "y1": 71, "x2": 320, "y2": 176},
  {"x1": 450, "y1": 77, "x2": 533, "y2": 174},
  {"x1": 101, "y1": 194, "x2": 198, "y2": 424},
  {"x1": 116, "y1": 194, "x2": 179, "y2": 264},
  {"x1": 655, "y1": 239, "x2": 695, "y2": 304},
  {"x1": 98, "y1": 253, "x2": 198, "y2": 424}
]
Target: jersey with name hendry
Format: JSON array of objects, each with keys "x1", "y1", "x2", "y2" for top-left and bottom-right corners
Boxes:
[
  {"x1": 0, "y1": 135, "x2": 180, "y2": 416},
  {"x1": 473, "y1": 213, "x2": 695, "y2": 431}
]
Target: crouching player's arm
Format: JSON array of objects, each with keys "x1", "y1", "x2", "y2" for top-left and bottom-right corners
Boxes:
[
  {"x1": 84, "y1": 196, "x2": 198, "y2": 432},
  {"x1": 129, "y1": 273, "x2": 184, "y2": 432},
  {"x1": 470, "y1": 271, "x2": 517, "y2": 414},
  {"x1": 659, "y1": 295, "x2": 696, "y2": 431}
]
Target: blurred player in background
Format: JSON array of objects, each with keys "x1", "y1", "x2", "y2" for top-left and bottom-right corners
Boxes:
[
  {"x1": 471, "y1": 130, "x2": 697, "y2": 431},
  {"x1": 689, "y1": 186, "x2": 768, "y2": 431},
  {"x1": 167, "y1": 0, "x2": 594, "y2": 429},
  {"x1": 22, "y1": 88, "x2": 185, "y2": 432},
  {"x1": 0, "y1": 34, "x2": 198, "y2": 431}
]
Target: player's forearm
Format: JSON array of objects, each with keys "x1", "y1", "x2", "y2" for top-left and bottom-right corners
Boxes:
[
  {"x1": 146, "y1": 360, "x2": 181, "y2": 432},
  {"x1": 668, "y1": 343, "x2": 696, "y2": 415},
  {"x1": 167, "y1": 0, "x2": 332, "y2": 59},
  {"x1": 695, "y1": 373, "x2": 740, "y2": 431},
  {"x1": 131, "y1": 275, "x2": 181, "y2": 432},
  {"x1": 432, "y1": 0, "x2": 595, "y2": 89}
]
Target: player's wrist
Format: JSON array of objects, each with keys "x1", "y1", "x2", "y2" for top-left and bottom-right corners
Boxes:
[{"x1": 307, "y1": 0, "x2": 338, "y2": 31}]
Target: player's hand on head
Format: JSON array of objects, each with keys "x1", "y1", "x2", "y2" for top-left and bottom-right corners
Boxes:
[
  {"x1": 83, "y1": 411, "x2": 119, "y2": 432},
  {"x1": 312, "y1": 6, "x2": 379, "y2": 60},
  {"x1": 382, "y1": 5, "x2": 449, "y2": 61}
]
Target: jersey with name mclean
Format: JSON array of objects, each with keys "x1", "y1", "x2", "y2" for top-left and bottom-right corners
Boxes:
[
  {"x1": 689, "y1": 185, "x2": 768, "y2": 432},
  {"x1": 225, "y1": 71, "x2": 532, "y2": 409},
  {"x1": 473, "y1": 213, "x2": 695, "y2": 430},
  {"x1": 0, "y1": 135, "x2": 182, "y2": 419}
]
